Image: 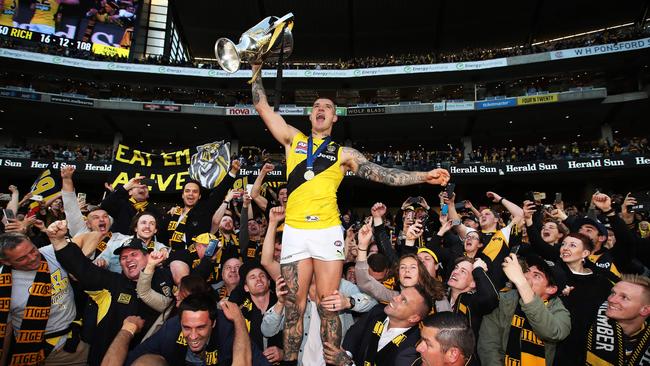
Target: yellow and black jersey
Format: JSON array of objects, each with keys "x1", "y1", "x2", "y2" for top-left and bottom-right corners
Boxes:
[
  {"x1": 285, "y1": 132, "x2": 344, "y2": 229},
  {"x1": 0, "y1": 0, "x2": 17, "y2": 26},
  {"x1": 30, "y1": 0, "x2": 60, "y2": 27}
]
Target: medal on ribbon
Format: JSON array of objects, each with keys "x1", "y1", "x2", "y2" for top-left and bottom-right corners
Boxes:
[{"x1": 305, "y1": 135, "x2": 332, "y2": 181}]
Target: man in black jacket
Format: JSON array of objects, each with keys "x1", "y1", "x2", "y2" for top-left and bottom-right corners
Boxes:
[
  {"x1": 323, "y1": 285, "x2": 431, "y2": 366},
  {"x1": 124, "y1": 293, "x2": 261, "y2": 366},
  {"x1": 163, "y1": 160, "x2": 239, "y2": 251},
  {"x1": 49, "y1": 221, "x2": 173, "y2": 366},
  {"x1": 100, "y1": 175, "x2": 163, "y2": 235}
]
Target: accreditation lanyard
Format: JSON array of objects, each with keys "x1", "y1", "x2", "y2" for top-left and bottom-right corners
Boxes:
[{"x1": 304, "y1": 135, "x2": 332, "y2": 180}]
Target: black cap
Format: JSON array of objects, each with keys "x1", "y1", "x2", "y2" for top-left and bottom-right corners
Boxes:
[
  {"x1": 525, "y1": 255, "x2": 567, "y2": 294},
  {"x1": 462, "y1": 215, "x2": 479, "y2": 224},
  {"x1": 113, "y1": 237, "x2": 149, "y2": 255},
  {"x1": 574, "y1": 216, "x2": 608, "y2": 239}
]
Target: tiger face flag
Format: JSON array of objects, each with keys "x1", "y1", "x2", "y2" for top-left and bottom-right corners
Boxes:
[{"x1": 189, "y1": 141, "x2": 231, "y2": 189}]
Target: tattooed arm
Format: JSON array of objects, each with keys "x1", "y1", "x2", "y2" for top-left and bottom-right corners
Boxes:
[
  {"x1": 342, "y1": 146, "x2": 450, "y2": 186},
  {"x1": 251, "y1": 64, "x2": 299, "y2": 146}
]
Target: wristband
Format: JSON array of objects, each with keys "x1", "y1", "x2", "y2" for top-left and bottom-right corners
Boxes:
[
  {"x1": 357, "y1": 248, "x2": 367, "y2": 252},
  {"x1": 498, "y1": 197, "x2": 505, "y2": 204},
  {"x1": 223, "y1": 200, "x2": 230, "y2": 205},
  {"x1": 121, "y1": 322, "x2": 138, "y2": 336},
  {"x1": 602, "y1": 208, "x2": 615, "y2": 215}
]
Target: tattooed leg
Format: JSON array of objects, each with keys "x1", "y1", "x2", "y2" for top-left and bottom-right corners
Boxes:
[
  {"x1": 317, "y1": 302, "x2": 342, "y2": 348},
  {"x1": 313, "y1": 259, "x2": 344, "y2": 348},
  {"x1": 281, "y1": 260, "x2": 312, "y2": 361}
]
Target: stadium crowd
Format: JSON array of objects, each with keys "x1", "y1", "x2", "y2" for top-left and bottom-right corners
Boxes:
[
  {"x1": 0, "y1": 144, "x2": 114, "y2": 162},
  {"x1": 0, "y1": 67, "x2": 609, "y2": 107},
  {"x1": 1, "y1": 22, "x2": 648, "y2": 70},
  {"x1": 3, "y1": 136, "x2": 647, "y2": 170},
  {"x1": 0, "y1": 148, "x2": 649, "y2": 365}
]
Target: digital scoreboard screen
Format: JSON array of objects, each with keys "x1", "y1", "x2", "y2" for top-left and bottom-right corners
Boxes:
[{"x1": 0, "y1": 0, "x2": 142, "y2": 58}]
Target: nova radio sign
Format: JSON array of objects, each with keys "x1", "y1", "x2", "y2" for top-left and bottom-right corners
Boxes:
[{"x1": 226, "y1": 107, "x2": 256, "y2": 115}]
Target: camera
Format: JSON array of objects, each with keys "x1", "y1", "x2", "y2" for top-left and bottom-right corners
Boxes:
[
  {"x1": 350, "y1": 221, "x2": 363, "y2": 231},
  {"x1": 628, "y1": 191, "x2": 650, "y2": 214}
]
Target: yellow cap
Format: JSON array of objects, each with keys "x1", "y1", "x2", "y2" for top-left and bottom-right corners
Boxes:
[
  {"x1": 417, "y1": 247, "x2": 439, "y2": 263},
  {"x1": 191, "y1": 233, "x2": 218, "y2": 245}
]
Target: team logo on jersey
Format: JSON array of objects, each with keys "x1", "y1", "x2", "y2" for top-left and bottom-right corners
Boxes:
[
  {"x1": 295, "y1": 142, "x2": 308, "y2": 154},
  {"x1": 305, "y1": 215, "x2": 320, "y2": 222},
  {"x1": 161, "y1": 285, "x2": 172, "y2": 297},
  {"x1": 327, "y1": 144, "x2": 336, "y2": 153},
  {"x1": 317, "y1": 153, "x2": 336, "y2": 162},
  {"x1": 334, "y1": 240, "x2": 343, "y2": 247},
  {"x1": 117, "y1": 293, "x2": 132, "y2": 304}
]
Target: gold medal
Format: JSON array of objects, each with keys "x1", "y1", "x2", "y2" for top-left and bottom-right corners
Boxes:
[{"x1": 304, "y1": 170, "x2": 315, "y2": 180}]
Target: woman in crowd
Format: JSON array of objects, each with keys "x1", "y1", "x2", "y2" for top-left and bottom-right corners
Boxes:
[
  {"x1": 354, "y1": 223, "x2": 450, "y2": 311},
  {"x1": 525, "y1": 201, "x2": 612, "y2": 365}
]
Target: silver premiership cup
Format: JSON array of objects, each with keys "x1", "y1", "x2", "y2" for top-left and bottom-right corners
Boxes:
[{"x1": 214, "y1": 13, "x2": 294, "y2": 73}]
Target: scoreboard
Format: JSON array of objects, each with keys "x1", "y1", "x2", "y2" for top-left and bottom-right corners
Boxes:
[{"x1": 0, "y1": 25, "x2": 93, "y2": 52}]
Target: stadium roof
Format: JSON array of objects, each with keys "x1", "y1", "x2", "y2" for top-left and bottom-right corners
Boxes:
[{"x1": 172, "y1": 0, "x2": 648, "y2": 61}]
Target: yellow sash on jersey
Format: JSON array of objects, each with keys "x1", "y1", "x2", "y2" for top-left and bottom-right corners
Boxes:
[
  {"x1": 482, "y1": 229, "x2": 509, "y2": 262},
  {"x1": 588, "y1": 252, "x2": 621, "y2": 283}
]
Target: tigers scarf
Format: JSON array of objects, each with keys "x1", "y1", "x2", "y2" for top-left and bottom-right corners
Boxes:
[
  {"x1": 129, "y1": 197, "x2": 149, "y2": 213},
  {"x1": 585, "y1": 301, "x2": 650, "y2": 366},
  {"x1": 167, "y1": 207, "x2": 190, "y2": 251},
  {"x1": 505, "y1": 302, "x2": 546, "y2": 366},
  {"x1": 0, "y1": 259, "x2": 53, "y2": 365},
  {"x1": 378, "y1": 277, "x2": 397, "y2": 305},
  {"x1": 94, "y1": 232, "x2": 112, "y2": 258}
]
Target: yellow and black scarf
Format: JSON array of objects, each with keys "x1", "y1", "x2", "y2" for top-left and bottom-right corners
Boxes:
[
  {"x1": 505, "y1": 302, "x2": 546, "y2": 366},
  {"x1": 94, "y1": 232, "x2": 113, "y2": 258},
  {"x1": 187, "y1": 244, "x2": 217, "y2": 284},
  {"x1": 216, "y1": 233, "x2": 241, "y2": 279},
  {"x1": 585, "y1": 301, "x2": 650, "y2": 366},
  {"x1": 454, "y1": 293, "x2": 472, "y2": 327},
  {"x1": 167, "y1": 207, "x2": 190, "y2": 251},
  {"x1": 129, "y1": 197, "x2": 149, "y2": 213},
  {"x1": 0, "y1": 259, "x2": 53, "y2": 365},
  {"x1": 378, "y1": 277, "x2": 397, "y2": 305},
  {"x1": 175, "y1": 331, "x2": 219, "y2": 365},
  {"x1": 217, "y1": 286, "x2": 228, "y2": 301}
]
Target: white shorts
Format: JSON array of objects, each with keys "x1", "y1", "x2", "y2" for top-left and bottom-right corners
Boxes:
[{"x1": 280, "y1": 224, "x2": 345, "y2": 264}]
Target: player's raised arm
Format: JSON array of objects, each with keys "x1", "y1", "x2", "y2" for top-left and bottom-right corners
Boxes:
[
  {"x1": 251, "y1": 64, "x2": 299, "y2": 147},
  {"x1": 342, "y1": 146, "x2": 450, "y2": 187}
]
